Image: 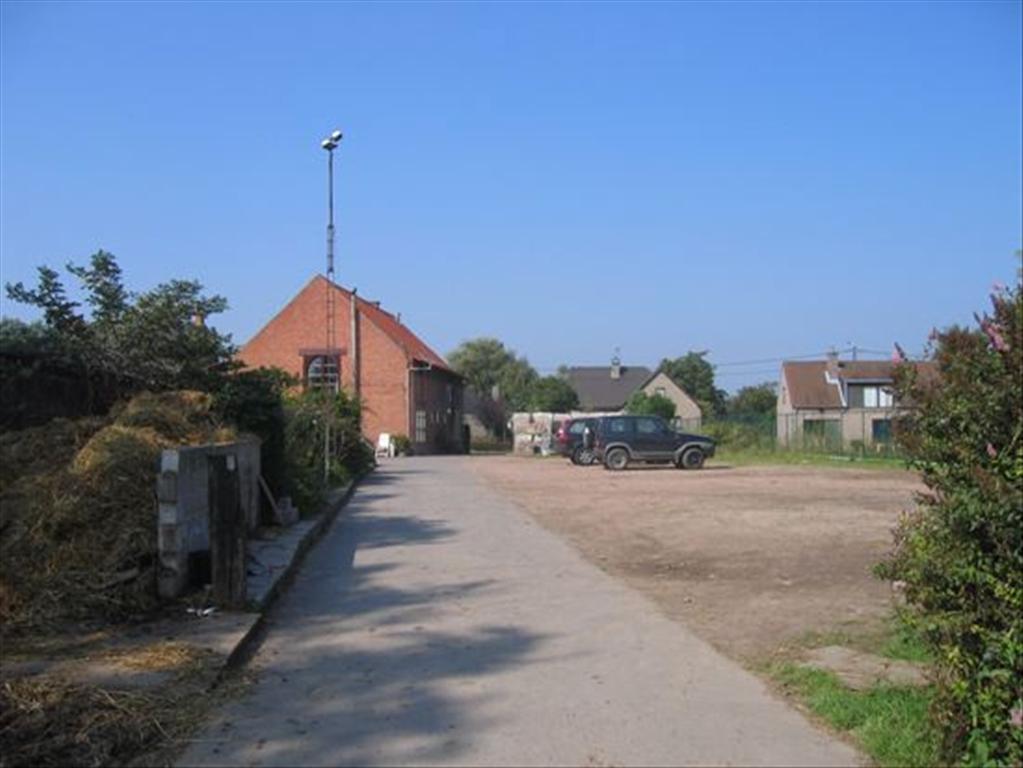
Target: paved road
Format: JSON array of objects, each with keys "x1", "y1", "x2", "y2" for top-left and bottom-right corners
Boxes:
[{"x1": 180, "y1": 457, "x2": 861, "y2": 767}]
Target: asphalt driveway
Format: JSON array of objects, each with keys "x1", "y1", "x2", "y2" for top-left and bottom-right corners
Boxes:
[{"x1": 179, "y1": 457, "x2": 861, "y2": 767}]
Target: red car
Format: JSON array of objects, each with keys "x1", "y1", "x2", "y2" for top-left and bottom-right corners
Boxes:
[{"x1": 553, "y1": 417, "x2": 599, "y2": 465}]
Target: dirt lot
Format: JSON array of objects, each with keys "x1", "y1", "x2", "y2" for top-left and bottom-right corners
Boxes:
[{"x1": 471, "y1": 456, "x2": 921, "y2": 663}]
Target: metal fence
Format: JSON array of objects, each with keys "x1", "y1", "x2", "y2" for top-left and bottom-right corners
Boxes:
[{"x1": 677, "y1": 412, "x2": 901, "y2": 457}]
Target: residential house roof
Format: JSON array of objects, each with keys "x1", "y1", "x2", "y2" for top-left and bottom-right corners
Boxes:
[
  {"x1": 321, "y1": 276, "x2": 455, "y2": 374},
  {"x1": 782, "y1": 359, "x2": 934, "y2": 409},
  {"x1": 565, "y1": 365, "x2": 653, "y2": 411}
]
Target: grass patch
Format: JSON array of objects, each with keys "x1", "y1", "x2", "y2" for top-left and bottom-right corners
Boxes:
[
  {"x1": 772, "y1": 663, "x2": 939, "y2": 767},
  {"x1": 714, "y1": 448, "x2": 907, "y2": 471},
  {"x1": 791, "y1": 617, "x2": 932, "y2": 665}
]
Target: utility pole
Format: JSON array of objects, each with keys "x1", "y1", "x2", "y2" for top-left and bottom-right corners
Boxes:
[{"x1": 321, "y1": 129, "x2": 342, "y2": 483}]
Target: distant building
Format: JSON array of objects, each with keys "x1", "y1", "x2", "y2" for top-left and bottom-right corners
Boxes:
[
  {"x1": 563, "y1": 357, "x2": 701, "y2": 425},
  {"x1": 777, "y1": 353, "x2": 933, "y2": 450},
  {"x1": 240, "y1": 276, "x2": 464, "y2": 454}
]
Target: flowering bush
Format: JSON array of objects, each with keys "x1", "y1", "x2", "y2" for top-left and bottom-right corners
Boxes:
[{"x1": 880, "y1": 273, "x2": 1022, "y2": 765}]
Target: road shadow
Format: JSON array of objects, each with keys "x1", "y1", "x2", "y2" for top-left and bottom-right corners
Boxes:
[{"x1": 204, "y1": 468, "x2": 550, "y2": 767}]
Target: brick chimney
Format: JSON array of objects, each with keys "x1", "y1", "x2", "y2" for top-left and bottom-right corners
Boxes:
[
  {"x1": 825, "y1": 348, "x2": 841, "y2": 380},
  {"x1": 610, "y1": 354, "x2": 622, "y2": 380}
]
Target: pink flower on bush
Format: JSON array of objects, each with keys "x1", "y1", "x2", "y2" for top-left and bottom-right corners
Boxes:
[
  {"x1": 891, "y1": 343, "x2": 907, "y2": 363},
  {"x1": 1010, "y1": 705, "x2": 1023, "y2": 729},
  {"x1": 982, "y1": 321, "x2": 1009, "y2": 353},
  {"x1": 986, "y1": 443, "x2": 997, "y2": 459}
]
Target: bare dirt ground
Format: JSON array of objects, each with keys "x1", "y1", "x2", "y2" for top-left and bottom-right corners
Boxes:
[{"x1": 471, "y1": 456, "x2": 921, "y2": 663}]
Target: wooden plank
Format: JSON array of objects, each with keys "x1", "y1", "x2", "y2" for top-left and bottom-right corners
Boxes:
[
  {"x1": 208, "y1": 454, "x2": 246, "y2": 609},
  {"x1": 258, "y1": 474, "x2": 280, "y2": 522}
]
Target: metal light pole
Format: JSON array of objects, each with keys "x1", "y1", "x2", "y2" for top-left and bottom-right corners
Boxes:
[{"x1": 321, "y1": 129, "x2": 342, "y2": 483}]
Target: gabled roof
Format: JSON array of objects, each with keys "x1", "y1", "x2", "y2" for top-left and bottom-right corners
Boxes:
[
  {"x1": 242, "y1": 275, "x2": 455, "y2": 375},
  {"x1": 781, "y1": 359, "x2": 934, "y2": 409},
  {"x1": 564, "y1": 365, "x2": 652, "y2": 411},
  {"x1": 323, "y1": 278, "x2": 454, "y2": 373}
]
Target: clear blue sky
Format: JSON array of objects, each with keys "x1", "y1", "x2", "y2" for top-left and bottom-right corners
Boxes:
[{"x1": 2, "y1": 1, "x2": 1020, "y2": 390}]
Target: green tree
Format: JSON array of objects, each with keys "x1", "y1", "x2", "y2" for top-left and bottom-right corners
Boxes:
[
  {"x1": 449, "y1": 337, "x2": 539, "y2": 413},
  {"x1": 5, "y1": 250, "x2": 235, "y2": 391},
  {"x1": 878, "y1": 273, "x2": 1022, "y2": 765},
  {"x1": 728, "y1": 382, "x2": 777, "y2": 416},
  {"x1": 659, "y1": 352, "x2": 725, "y2": 416},
  {"x1": 624, "y1": 391, "x2": 677, "y2": 421},
  {"x1": 528, "y1": 375, "x2": 579, "y2": 412}
]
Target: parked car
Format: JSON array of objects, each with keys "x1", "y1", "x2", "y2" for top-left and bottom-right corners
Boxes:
[
  {"x1": 591, "y1": 414, "x2": 715, "y2": 470},
  {"x1": 553, "y1": 417, "x2": 599, "y2": 465}
]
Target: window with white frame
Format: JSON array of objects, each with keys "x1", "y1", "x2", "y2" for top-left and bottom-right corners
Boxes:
[
  {"x1": 848, "y1": 383, "x2": 894, "y2": 409},
  {"x1": 415, "y1": 410, "x2": 427, "y2": 443},
  {"x1": 305, "y1": 355, "x2": 340, "y2": 393}
]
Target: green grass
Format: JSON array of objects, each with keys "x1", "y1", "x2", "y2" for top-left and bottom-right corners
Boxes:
[
  {"x1": 793, "y1": 618, "x2": 933, "y2": 665},
  {"x1": 765, "y1": 618, "x2": 938, "y2": 766},
  {"x1": 713, "y1": 447, "x2": 907, "y2": 471},
  {"x1": 772, "y1": 664, "x2": 940, "y2": 767}
]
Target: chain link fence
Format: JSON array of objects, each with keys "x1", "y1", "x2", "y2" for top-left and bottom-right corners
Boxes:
[{"x1": 676, "y1": 411, "x2": 901, "y2": 457}]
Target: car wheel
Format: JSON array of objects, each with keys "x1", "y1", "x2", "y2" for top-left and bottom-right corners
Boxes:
[
  {"x1": 605, "y1": 447, "x2": 629, "y2": 471},
  {"x1": 572, "y1": 446, "x2": 595, "y2": 466},
  {"x1": 679, "y1": 447, "x2": 705, "y2": 470}
]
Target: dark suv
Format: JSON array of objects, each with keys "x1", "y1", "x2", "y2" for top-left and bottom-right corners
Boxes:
[
  {"x1": 591, "y1": 415, "x2": 715, "y2": 470},
  {"x1": 553, "y1": 417, "x2": 599, "y2": 465}
]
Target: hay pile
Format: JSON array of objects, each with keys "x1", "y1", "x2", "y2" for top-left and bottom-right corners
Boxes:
[
  {"x1": 0, "y1": 643, "x2": 221, "y2": 768},
  {"x1": 0, "y1": 391, "x2": 236, "y2": 634}
]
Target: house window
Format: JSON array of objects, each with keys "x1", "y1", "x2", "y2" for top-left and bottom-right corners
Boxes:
[
  {"x1": 655, "y1": 387, "x2": 666, "y2": 397},
  {"x1": 872, "y1": 419, "x2": 893, "y2": 444},
  {"x1": 415, "y1": 410, "x2": 427, "y2": 443},
  {"x1": 848, "y1": 384, "x2": 894, "y2": 409},
  {"x1": 305, "y1": 355, "x2": 339, "y2": 393}
]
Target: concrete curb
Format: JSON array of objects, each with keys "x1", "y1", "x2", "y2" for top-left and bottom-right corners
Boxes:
[{"x1": 221, "y1": 469, "x2": 369, "y2": 671}]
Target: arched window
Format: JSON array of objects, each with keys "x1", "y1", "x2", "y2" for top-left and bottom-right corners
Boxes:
[{"x1": 306, "y1": 355, "x2": 340, "y2": 392}]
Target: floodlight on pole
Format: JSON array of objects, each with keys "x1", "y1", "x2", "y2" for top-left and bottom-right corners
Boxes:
[{"x1": 321, "y1": 128, "x2": 343, "y2": 483}]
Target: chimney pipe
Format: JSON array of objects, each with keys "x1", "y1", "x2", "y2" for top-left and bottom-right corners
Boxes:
[{"x1": 610, "y1": 354, "x2": 622, "y2": 380}]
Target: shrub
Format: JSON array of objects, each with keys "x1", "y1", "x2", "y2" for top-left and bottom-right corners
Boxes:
[
  {"x1": 878, "y1": 276, "x2": 1022, "y2": 766},
  {"x1": 213, "y1": 367, "x2": 293, "y2": 520},
  {"x1": 282, "y1": 389, "x2": 374, "y2": 515},
  {"x1": 391, "y1": 434, "x2": 412, "y2": 456},
  {"x1": 624, "y1": 391, "x2": 676, "y2": 421}
]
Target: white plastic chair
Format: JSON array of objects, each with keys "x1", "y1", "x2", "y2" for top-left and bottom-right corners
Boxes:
[{"x1": 376, "y1": 433, "x2": 395, "y2": 458}]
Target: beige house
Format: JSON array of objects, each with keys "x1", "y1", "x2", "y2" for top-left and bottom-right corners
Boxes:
[
  {"x1": 776, "y1": 354, "x2": 930, "y2": 450},
  {"x1": 562, "y1": 359, "x2": 702, "y2": 427},
  {"x1": 639, "y1": 371, "x2": 702, "y2": 427}
]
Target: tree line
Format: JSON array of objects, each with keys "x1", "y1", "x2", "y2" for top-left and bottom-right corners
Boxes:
[{"x1": 447, "y1": 338, "x2": 778, "y2": 429}]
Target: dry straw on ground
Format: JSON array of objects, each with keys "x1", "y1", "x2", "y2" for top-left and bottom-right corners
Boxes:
[
  {"x1": 0, "y1": 643, "x2": 226, "y2": 768},
  {"x1": 0, "y1": 391, "x2": 236, "y2": 634}
]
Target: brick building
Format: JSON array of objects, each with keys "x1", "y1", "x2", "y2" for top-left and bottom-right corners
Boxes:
[{"x1": 240, "y1": 275, "x2": 465, "y2": 454}]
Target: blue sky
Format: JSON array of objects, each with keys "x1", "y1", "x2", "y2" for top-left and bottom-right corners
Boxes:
[{"x1": 2, "y1": 1, "x2": 1020, "y2": 390}]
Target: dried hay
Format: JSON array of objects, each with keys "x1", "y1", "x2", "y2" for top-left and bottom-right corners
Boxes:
[
  {"x1": 113, "y1": 391, "x2": 220, "y2": 444},
  {"x1": 96, "y1": 641, "x2": 203, "y2": 673},
  {"x1": 0, "y1": 391, "x2": 238, "y2": 635},
  {"x1": 0, "y1": 647, "x2": 222, "y2": 768}
]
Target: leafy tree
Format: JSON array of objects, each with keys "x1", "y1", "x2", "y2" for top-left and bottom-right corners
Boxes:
[
  {"x1": 878, "y1": 274, "x2": 1022, "y2": 765},
  {"x1": 728, "y1": 382, "x2": 777, "y2": 416},
  {"x1": 449, "y1": 337, "x2": 539, "y2": 420},
  {"x1": 0, "y1": 318, "x2": 65, "y2": 357},
  {"x1": 448, "y1": 338, "x2": 516, "y2": 397},
  {"x1": 624, "y1": 391, "x2": 677, "y2": 421},
  {"x1": 6, "y1": 266, "x2": 85, "y2": 336},
  {"x1": 528, "y1": 375, "x2": 579, "y2": 412},
  {"x1": 659, "y1": 352, "x2": 725, "y2": 416},
  {"x1": 5, "y1": 250, "x2": 235, "y2": 391}
]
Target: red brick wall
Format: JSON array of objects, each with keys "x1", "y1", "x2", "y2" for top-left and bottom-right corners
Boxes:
[{"x1": 238, "y1": 276, "x2": 411, "y2": 445}]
